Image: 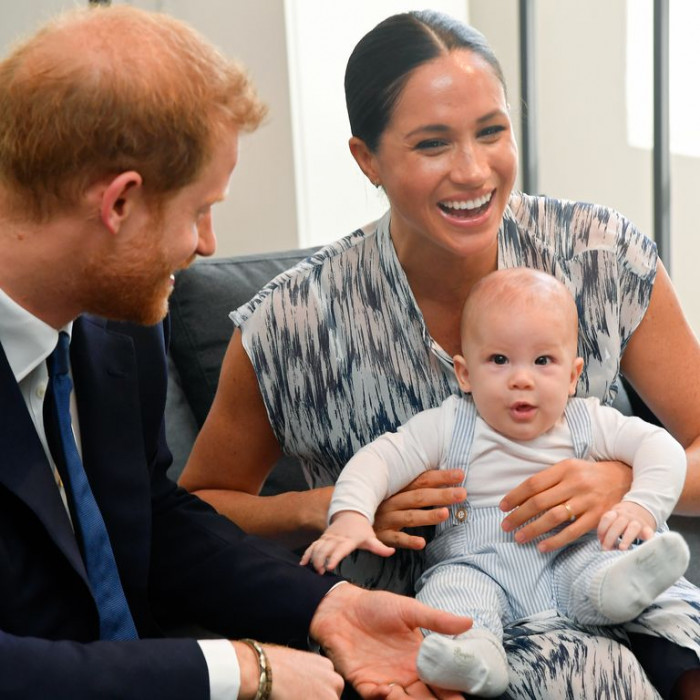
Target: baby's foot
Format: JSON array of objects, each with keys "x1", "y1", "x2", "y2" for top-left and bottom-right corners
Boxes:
[
  {"x1": 592, "y1": 531, "x2": 690, "y2": 623},
  {"x1": 417, "y1": 629, "x2": 509, "y2": 697}
]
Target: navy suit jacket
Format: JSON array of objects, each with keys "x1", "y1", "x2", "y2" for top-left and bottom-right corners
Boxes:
[{"x1": 0, "y1": 315, "x2": 338, "y2": 698}]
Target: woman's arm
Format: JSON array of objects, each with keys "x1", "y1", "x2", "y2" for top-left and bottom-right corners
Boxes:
[
  {"x1": 179, "y1": 330, "x2": 334, "y2": 550},
  {"x1": 620, "y1": 260, "x2": 700, "y2": 513},
  {"x1": 180, "y1": 330, "x2": 467, "y2": 551}
]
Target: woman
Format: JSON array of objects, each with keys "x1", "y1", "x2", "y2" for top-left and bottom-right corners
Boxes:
[{"x1": 181, "y1": 10, "x2": 700, "y2": 697}]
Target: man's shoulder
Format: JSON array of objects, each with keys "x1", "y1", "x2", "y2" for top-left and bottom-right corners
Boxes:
[{"x1": 74, "y1": 314, "x2": 168, "y2": 358}]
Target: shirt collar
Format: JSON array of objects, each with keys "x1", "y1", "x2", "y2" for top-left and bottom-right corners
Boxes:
[{"x1": 0, "y1": 287, "x2": 73, "y2": 382}]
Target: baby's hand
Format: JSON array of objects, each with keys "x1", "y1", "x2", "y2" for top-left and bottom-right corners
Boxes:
[
  {"x1": 597, "y1": 501, "x2": 656, "y2": 551},
  {"x1": 300, "y1": 510, "x2": 396, "y2": 574}
]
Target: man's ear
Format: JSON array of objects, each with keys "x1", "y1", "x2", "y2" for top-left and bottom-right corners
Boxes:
[
  {"x1": 99, "y1": 171, "x2": 143, "y2": 234},
  {"x1": 453, "y1": 354, "x2": 472, "y2": 394},
  {"x1": 569, "y1": 357, "x2": 585, "y2": 395},
  {"x1": 348, "y1": 137, "x2": 381, "y2": 187}
]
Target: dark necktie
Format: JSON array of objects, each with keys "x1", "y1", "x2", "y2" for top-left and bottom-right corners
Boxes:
[{"x1": 46, "y1": 331, "x2": 138, "y2": 640}]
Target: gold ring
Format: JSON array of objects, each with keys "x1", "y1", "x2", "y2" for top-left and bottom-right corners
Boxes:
[{"x1": 563, "y1": 502, "x2": 576, "y2": 522}]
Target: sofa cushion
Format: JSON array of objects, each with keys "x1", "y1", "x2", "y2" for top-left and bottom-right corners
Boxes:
[
  {"x1": 169, "y1": 248, "x2": 318, "y2": 428},
  {"x1": 166, "y1": 248, "x2": 318, "y2": 493}
]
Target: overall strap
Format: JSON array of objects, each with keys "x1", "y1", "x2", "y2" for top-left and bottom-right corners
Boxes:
[
  {"x1": 439, "y1": 394, "x2": 478, "y2": 532},
  {"x1": 563, "y1": 397, "x2": 593, "y2": 460}
]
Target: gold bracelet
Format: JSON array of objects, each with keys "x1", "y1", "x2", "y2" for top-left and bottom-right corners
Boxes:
[{"x1": 240, "y1": 638, "x2": 272, "y2": 700}]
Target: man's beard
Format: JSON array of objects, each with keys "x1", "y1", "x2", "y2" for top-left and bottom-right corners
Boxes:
[{"x1": 79, "y1": 243, "x2": 173, "y2": 326}]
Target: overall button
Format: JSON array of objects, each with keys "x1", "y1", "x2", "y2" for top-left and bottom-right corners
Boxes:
[{"x1": 455, "y1": 508, "x2": 467, "y2": 522}]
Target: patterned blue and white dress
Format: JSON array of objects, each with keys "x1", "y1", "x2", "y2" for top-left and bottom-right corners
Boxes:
[{"x1": 232, "y1": 192, "x2": 700, "y2": 698}]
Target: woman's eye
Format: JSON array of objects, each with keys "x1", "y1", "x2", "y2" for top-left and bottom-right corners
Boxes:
[
  {"x1": 478, "y1": 124, "x2": 506, "y2": 140},
  {"x1": 415, "y1": 138, "x2": 448, "y2": 151},
  {"x1": 490, "y1": 354, "x2": 508, "y2": 365},
  {"x1": 534, "y1": 356, "x2": 551, "y2": 366}
]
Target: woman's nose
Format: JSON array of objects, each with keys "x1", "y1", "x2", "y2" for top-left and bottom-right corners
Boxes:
[{"x1": 450, "y1": 145, "x2": 488, "y2": 185}]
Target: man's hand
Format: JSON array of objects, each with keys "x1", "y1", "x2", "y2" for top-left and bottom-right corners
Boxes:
[
  {"x1": 499, "y1": 458, "x2": 632, "y2": 552},
  {"x1": 310, "y1": 583, "x2": 472, "y2": 699},
  {"x1": 300, "y1": 511, "x2": 395, "y2": 574},
  {"x1": 233, "y1": 640, "x2": 344, "y2": 699},
  {"x1": 373, "y1": 470, "x2": 466, "y2": 551},
  {"x1": 597, "y1": 501, "x2": 656, "y2": 550}
]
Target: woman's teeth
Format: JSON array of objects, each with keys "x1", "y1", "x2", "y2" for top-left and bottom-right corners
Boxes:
[{"x1": 440, "y1": 192, "x2": 492, "y2": 214}]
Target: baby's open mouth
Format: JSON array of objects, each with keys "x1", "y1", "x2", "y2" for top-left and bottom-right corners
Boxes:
[{"x1": 511, "y1": 402, "x2": 536, "y2": 418}]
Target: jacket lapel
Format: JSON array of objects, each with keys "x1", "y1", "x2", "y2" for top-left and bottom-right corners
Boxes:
[
  {"x1": 0, "y1": 341, "x2": 88, "y2": 582},
  {"x1": 70, "y1": 317, "x2": 152, "y2": 595}
]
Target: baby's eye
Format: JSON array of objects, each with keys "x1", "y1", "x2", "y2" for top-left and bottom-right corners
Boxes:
[
  {"x1": 534, "y1": 356, "x2": 551, "y2": 366},
  {"x1": 489, "y1": 354, "x2": 508, "y2": 365}
]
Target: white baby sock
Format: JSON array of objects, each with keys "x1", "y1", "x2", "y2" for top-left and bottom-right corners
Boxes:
[
  {"x1": 417, "y1": 628, "x2": 509, "y2": 697},
  {"x1": 591, "y1": 531, "x2": 690, "y2": 623}
]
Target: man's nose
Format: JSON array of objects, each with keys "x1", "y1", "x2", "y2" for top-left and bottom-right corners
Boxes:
[{"x1": 196, "y1": 212, "x2": 217, "y2": 258}]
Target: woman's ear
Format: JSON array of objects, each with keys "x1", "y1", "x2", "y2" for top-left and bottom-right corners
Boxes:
[
  {"x1": 348, "y1": 137, "x2": 381, "y2": 187},
  {"x1": 453, "y1": 354, "x2": 472, "y2": 394},
  {"x1": 98, "y1": 171, "x2": 143, "y2": 234}
]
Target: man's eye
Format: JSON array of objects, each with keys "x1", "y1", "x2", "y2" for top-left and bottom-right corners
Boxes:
[
  {"x1": 490, "y1": 354, "x2": 508, "y2": 365},
  {"x1": 535, "y1": 356, "x2": 551, "y2": 366}
]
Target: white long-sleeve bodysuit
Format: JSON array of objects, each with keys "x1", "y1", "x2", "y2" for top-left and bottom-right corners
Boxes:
[{"x1": 330, "y1": 395, "x2": 690, "y2": 634}]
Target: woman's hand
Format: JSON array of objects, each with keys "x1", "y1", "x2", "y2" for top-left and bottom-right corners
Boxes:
[
  {"x1": 499, "y1": 458, "x2": 633, "y2": 552},
  {"x1": 373, "y1": 470, "x2": 467, "y2": 550}
]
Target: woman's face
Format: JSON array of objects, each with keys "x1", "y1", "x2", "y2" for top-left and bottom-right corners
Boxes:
[{"x1": 356, "y1": 49, "x2": 517, "y2": 261}]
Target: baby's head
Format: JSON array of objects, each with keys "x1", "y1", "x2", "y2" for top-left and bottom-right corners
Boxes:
[{"x1": 453, "y1": 268, "x2": 584, "y2": 441}]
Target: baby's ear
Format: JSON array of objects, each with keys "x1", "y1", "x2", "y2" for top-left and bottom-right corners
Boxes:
[
  {"x1": 569, "y1": 357, "x2": 584, "y2": 395},
  {"x1": 453, "y1": 355, "x2": 472, "y2": 393}
]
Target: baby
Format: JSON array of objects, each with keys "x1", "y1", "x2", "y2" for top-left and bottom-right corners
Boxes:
[{"x1": 302, "y1": 267, "x2": 692, "y2": 696}]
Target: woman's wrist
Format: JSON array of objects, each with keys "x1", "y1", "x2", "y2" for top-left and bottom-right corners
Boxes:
[{"x1": 292, "y1": 485, "x2": 335, "y2": 536}]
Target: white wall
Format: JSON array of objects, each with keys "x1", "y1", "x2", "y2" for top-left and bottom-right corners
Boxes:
[
  {"x1": 0, "y1": 1, "x2": 72, "y2": 46},
  {"x1": 283, "y1": 0, "x2": 469, "y2": 247},
  {"x1": 469, "y1": 0, "x2": 698, "y2": 334},
  {"x1": 142, "y1": 0, "x2": 300, "y2": 256}
]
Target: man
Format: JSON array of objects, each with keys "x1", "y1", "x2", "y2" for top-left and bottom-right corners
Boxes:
[{"x1": 0, "y1": 6, "x2": 470, "y2": 699}]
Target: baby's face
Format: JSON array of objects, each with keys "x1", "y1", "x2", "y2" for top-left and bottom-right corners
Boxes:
[{"x1": 454, "y1": 305, "x2": 583, "y2": 441}]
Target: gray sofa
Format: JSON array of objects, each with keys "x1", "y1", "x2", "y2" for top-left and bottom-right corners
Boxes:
[{"x1": 164, "y1": 248, "x2": 700, "y2": 585}]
